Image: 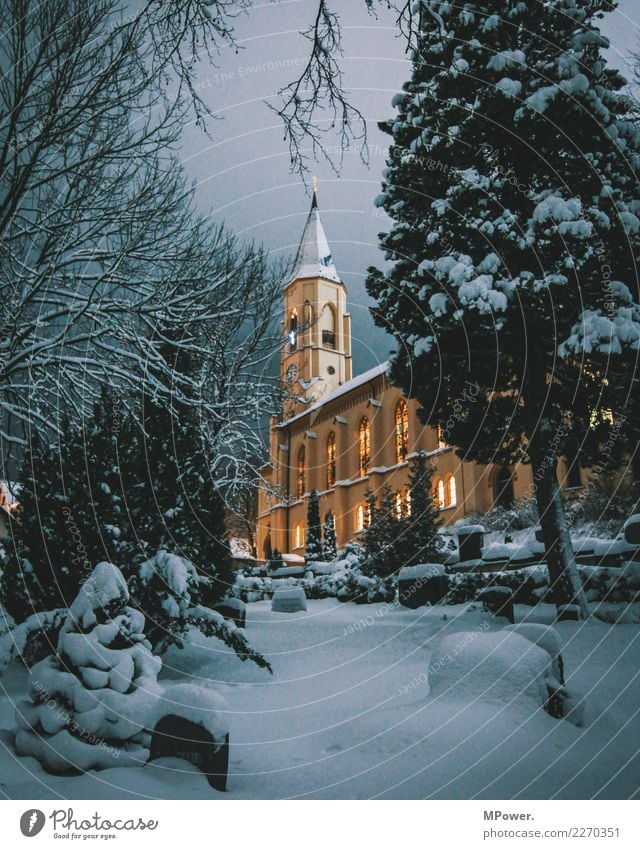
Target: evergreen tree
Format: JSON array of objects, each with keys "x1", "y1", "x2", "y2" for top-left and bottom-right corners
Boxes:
[
  {"x1": 305, "y1": 490, "x2": 323, "y2": 564},
  {"x1": 15, "y1": 562, "x2": 162, "y2": 772},
  {"x1": 2, "y1": 426, "x2": 84, "y2": 620},
  {"x1": 400, "y1": 453, "x2": 444, "y2": 567},
  {"x1": 128, "y1": 333, "x2": 233, "y2": 607},
  {"x1": 361, "y1": 485, "x2": 405, "y2": 579},
  {"x1": 322, "y1": 511, "x2": 337, "y2": 562},
  {"x1": 2, "y1": 392, "x2": 139, "y2": 621},
  {"x1": 367, "y1": 0, "x2": 640, "y2": 617}
]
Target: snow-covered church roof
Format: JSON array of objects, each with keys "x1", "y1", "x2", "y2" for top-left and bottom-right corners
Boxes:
[{"x1": 288, "y1": 192, "x2": 342, "y2": 286}]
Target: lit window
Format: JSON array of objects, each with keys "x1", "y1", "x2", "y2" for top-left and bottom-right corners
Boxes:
[
  {"x1": 355, "y1": 502, "x2": 371, "y2": 532},
  {"x1": 288, "y1": 308, "x2": 298, "y2": 350},
  {"x1": 395, "y1": 399, "x2": 409, "y2": 463},
  {"x1": 446, "y1": 474, "x2": 457, "y2": 508},
  {"x1": 294, "y1": 524, "x2": 304, "y2": 548},
  {"x1": 395, "y1": 490, "x2": 410, "y2": 518},
  {"x1": 434, "y1": 478, "x2": 445, "y2": 509},
  {"x1": 358, "y1": 417, "x2": 371, "y2": 477},
  {"x1": 297, "y1": 445, "x2": 305, "y2": 499},
  {"x1": 437, "y1": 423, "x2": 447, "y2": 449},
  {"x1": 590, "y1": 407, "x2": 614, "y2": 428},
  {"x1": 327, "y1": 431, "x2": 336, "y2": 489}
]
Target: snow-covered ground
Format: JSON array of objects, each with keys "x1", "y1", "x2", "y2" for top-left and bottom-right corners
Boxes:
[{"x1": 1, "y1": 600, "x2": 639, "y2": 799}]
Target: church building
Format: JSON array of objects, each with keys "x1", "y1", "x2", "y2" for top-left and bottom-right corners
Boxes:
[{"x1": 257, "y1": 190, "x2": 580, "y2": 561}]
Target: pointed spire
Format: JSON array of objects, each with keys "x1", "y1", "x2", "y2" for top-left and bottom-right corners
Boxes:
[{"x1": 288, "y1": 184, "x2": 342, "y2": 286}]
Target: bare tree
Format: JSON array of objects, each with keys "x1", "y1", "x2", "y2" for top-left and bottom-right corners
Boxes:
[{"x1": 0, "y1": 1, "x2": 284, "y2": 479}]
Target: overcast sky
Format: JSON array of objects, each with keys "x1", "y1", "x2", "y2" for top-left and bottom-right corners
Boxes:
[{"x1": 179, "y1": 0, "x2": 640, "y2": 376}]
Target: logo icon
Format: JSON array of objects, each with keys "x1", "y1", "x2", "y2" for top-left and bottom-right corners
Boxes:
[{"x1": 20, "y1": 809, "x2": 45, "y2": 837}]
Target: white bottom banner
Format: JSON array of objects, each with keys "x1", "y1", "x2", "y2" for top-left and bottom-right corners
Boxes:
[{"x1": 1, "y1": 800, "x2": 638, "y2": 848}]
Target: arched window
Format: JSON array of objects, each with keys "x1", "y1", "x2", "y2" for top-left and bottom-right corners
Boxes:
[
  {"x1": 394, "y1": 489, "x2": 410, "y2": 518},
  {"x1": 434, "y1": 478, "x2": 445, "y2": 510},
  {"x1": 294, "y1": 524, "x2": 303, "y2": 548},
  {"x1": 395, "y1": 399, "x2": 409, "y2": 462},
  {"x1": 446, "y1": 474, "x2": 457, "y2": 508},
  {"x1": 320, "y1": 303, "x2": 336, "y2": 349},
  {"x1": 437, "y1": 423, "x2": 447, "y2": 449},
  {"x1": 355, "y1": 502, "x2": 371, "y2": 532},
  {"x1": 358, "y1": 417, "x2": 371, "y2": 477},
  {"x1": 288, "y1": 308, "x2": 298, "y2": 351},
  {"x1": 297, "y1": 445, "x2": 305, "y2": 499},
  {"x1": 327, "y1": 431, "x2": 336, "y2": 489}
]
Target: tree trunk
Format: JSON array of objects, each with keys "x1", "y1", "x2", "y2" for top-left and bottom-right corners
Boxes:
[{"x1": 531, "y1": 451, "x2": 589, "y2": 620}]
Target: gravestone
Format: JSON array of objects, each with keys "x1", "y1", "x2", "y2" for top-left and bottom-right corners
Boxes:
[
  {"x1": 456, "y1": 524, "x2": 485, "y2": 563},
  {"x1": 271, "y1": 587, "x2": 307, "y2": 612},
  {"x1": 398, "y1": 564, "x2": 449, "y2": 608},
  {"x1": 213, "y1": 597, "x2": 246, "y2": 629},
  {"x1": 623, "y1": 515, "x2": 640, "y2": 553},
  {"x1": 149, "y1": 715, "x2": 229, "y2": 791},
  {"x1": 479, "y1": 586, "x2": 515, "y2": 623}
]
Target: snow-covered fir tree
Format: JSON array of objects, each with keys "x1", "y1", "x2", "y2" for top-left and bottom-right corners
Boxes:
[
  {"x1": 15, "y1": 562, "x2": 161, "y2": 772},
  {"x1": 366, "y1": 0, "x2": 640, "y2": 616},
  {"x1": 361, "y1": 485, "x2": 405, "y2": 579},
  {"x1": 322, "y1": 511, "x2": 338, "y2": 562},
  {"x1": 129, "y1": 549, "x2": 271, "y2": 669},
  {"x1": 305, "y1": 490, "x2": 324, "y2": 565},
  {"x1": 2, "y1": 427, "x2": 80, "y2": 621},
  {"x1": 400, "y1": 453, "x2": 444, "y2": 567}
]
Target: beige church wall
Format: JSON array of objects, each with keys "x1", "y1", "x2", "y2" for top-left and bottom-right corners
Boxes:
[{"x1": 256, "y1": 370, "x2": 506, "y2": 558}]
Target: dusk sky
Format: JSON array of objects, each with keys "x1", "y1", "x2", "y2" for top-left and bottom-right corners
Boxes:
[{"x1": 179, "y1": 0, "x2": 640, "y2": 376}]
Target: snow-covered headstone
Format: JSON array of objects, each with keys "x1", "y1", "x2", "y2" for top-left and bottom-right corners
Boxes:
[
  {"x1": 149, "y1": 683, "x2": 230, "y2": 791},
  {"x1": 623, "y1": 514, "x2": 640, "y2": 547},
  {"x1": 213, "y1": 597, "x2": 246, "y2": 629},
  {"x1": 398, "y1": 564, "x2": 449, "y2": 608},
  {"x1": 478, "y1": 585, "x2": 515, "y2": 623},
  {"x1": 431, "y1": 631, "x2": 550, "y2": 712},
  {"x1": 271, "y1": 587, "x2": 307, "y2": 613},
  {"x1": 503, "y1": 623, "x2": 564, "y2": 684},
  {"x1": 456, "y1": 524, "x2": 485, "y2": 562},
  {"x1": 15, "y1": 562, "x2": 161, "y2": 773}
]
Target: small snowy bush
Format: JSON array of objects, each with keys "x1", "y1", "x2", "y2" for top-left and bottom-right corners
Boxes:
[
  {"x1": 15, "y1": 562, "x2": 161, "y2": 773},
  {"x1": 466, "y1": 499, "x2": 538, "y2": 533},
  {"x1": 129, "y1": 550, "x2": 271, "y2": 670}
]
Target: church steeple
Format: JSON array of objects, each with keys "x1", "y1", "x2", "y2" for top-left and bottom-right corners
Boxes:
[
  {"x1": 288, "y1": 184, "x2": 342, "y2": 287},
  {"x1": 281, "y1": 185, "x2": 352, "y2": 415}
]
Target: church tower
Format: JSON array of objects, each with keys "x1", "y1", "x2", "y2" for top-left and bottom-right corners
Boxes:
[{"x1": 281, "y1": 184, "x2": 352, "y2": 417}]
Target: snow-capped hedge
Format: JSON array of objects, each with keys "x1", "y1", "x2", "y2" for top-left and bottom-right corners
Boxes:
[{"x1": 234, "y1": 561, "x2": 640, "y2": 609}]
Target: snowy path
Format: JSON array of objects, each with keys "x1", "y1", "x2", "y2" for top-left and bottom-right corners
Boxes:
[{"x1": 1, "y1": 600, "x2": 639, "y2": 799}]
